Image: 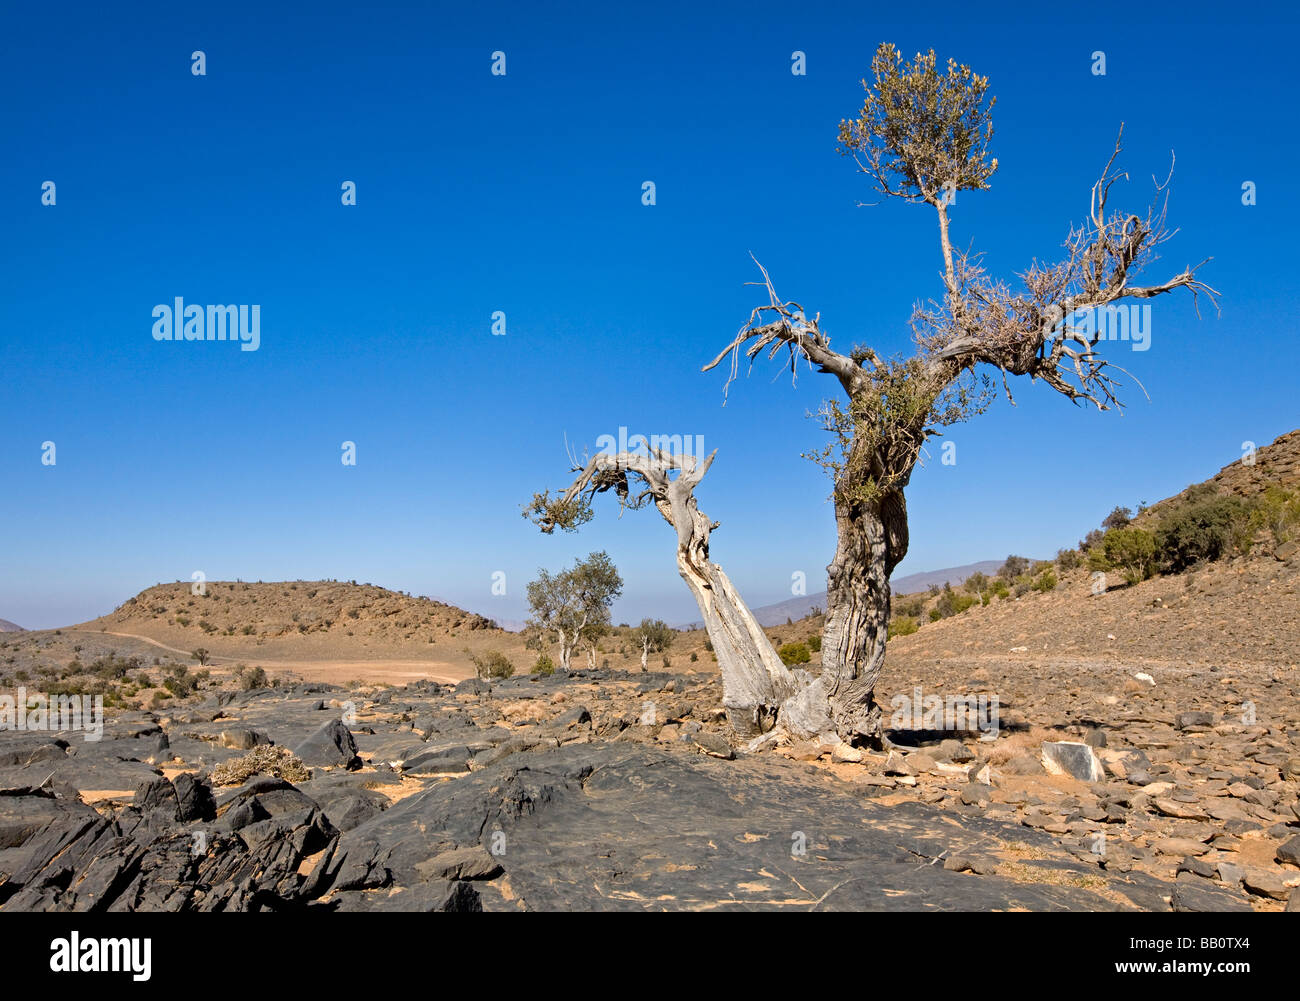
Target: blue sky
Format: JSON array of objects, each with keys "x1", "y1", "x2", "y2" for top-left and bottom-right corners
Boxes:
[{"x1": 2, "y1": 0, "x2": 1297, "y2": 629}]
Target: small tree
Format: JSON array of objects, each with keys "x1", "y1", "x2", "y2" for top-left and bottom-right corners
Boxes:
[
  {"x1": 190, "y1": 647, "x2": 210, "y2": 666},
  {"x1": 524, "y1": 552, "x2": 623, "y2": 671},
  {"x1": 1102, "y1": 505, "x2": 1134, "y2": 530},
  {"x1": 997, "y1": 556, "x2": 1030, "y2": 581},
  {"x1": 634, "y1": 618, "x2": 675, "y2": 671}
]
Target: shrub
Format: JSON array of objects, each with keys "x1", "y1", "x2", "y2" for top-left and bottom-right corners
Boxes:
[
  {"x1": 1101, "y1": 505, "x2": 1133, "y2": 530},
  {"x1": 1055, "y1": 547, "x2": 1082, "y2": 572},
  {"x1": 777, "y1": 642, "x2": 811, "y2": 666},
  {"x1": 807, "y1": 634, "x2": 822, "y2": 653},
  {"x1": 190, "y1": 648, "x2": 210, "y2": 666},
  {"x1": 997, "y1": 555, "x2": 1030, "y2": 580},
  {"x1": 467, "y1": 648, "x2": 515, "y2": 680},
  {"x1": 928, "y1": 608, "x2": 943, "y2": 622},
  {"x1": 889, "y1": 616, "x2": 919, "y2": 637},
  {"x1": 689, "y1": 652, "x2": 698, "y2": 662},
  {"x1": 236, "y1": 664, "x2": 268, "y2": 690},
  {"x1": 1155, "y1": 494, "x2": 1252, "y2": 572},
  {"x1": 1032, "y1": 567, "x2": 1058, "y2": 592},
  {"x1": 531, "y1": 653, "x2": 556, "y2": 676},
  {"x1": 1078, "y1": 528, "x2": 1104, "y2": 552},
  {"x1": 1247, "y1": 486, "x2": 1300, "y2": 547},
  {"x1": 210, "y1": 744, "x2": 311, "y2": 786},
  {"x1": 1097, "y1": 526, "x2": 1157, "y2": 584}
]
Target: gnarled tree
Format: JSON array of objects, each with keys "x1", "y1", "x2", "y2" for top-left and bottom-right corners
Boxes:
[
  {"x1": 701, "y1": 43, "x2": 1216, "y2": 745},
  {"x1": 525, "y1": 448, "x2": 836, "y2": 741}
]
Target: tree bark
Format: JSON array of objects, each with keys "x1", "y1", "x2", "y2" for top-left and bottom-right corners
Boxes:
[{"x1": 820, "y1": 483, "x2": 909, "y2": 745}]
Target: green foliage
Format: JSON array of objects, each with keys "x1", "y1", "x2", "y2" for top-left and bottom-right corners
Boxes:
[
  {"x1": 1102, "y1": 505, "x2": 1133, "y2": 530},
  {"x1": 777, "y1": 642, "x2": 811, "y2": 666},
  {"x1": 889, "y1": 616, "x2": 919, "y2": 637},
  {"x1": 893, "y1": 594, "x2": 926, "y2": 618},
  {"x1": 531, "y1": 653, "x2": 556, "y2": 676},
  {"x1": 928, "y1": 608, "x2": 943, "y2": 622},
  {"x1": 1097, "y1": 526, "x2": 1158, "y2": 584},
  {"x1": 525, "y1": 552, "x2": 623, "y2": 662},
  {"x1": 467, "y1": 649, "x2": 515, "y2": 680},
  {"x1": 235, "y1": 664, "x2": 268, "y2": 690},
  {"x1": 997, "y1": 555, "x2": 1030, "y2": 580},
  {"x1": 635, "y1": 618, "x2": 676, "y2": 654},
  {"x1": 1155, "y1": 494, "x2": 1252, "y2": 572},
  {"x1": 1247, "y1": 486, "x2": 1300, "y2": 547},
  {"x1": 1055, "y1": 547, "x2": 1082, "y2": 572},
  {"x1": 807, "y1": 634, "x2": 822, "y2": 653},
  {"x1": 190, "y1": 647, "x2": 210, "y2": 665},
  {"x1": 1032, "y1": 567, "x2": 1058, "y2": 592},
  {"x1": 837, "y1": 42, "x2": 998, "y2": 202}
]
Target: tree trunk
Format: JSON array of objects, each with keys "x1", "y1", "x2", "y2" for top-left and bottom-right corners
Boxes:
[
  {"x1": 640, "y1": 636, "x2": 649, "y2": 671},
  {"x1": 820, "y1": 483, "x2": 910, "y2": 746},
  {"x1": 660, "y1": 467, "x2": 836, "y2": 741}
]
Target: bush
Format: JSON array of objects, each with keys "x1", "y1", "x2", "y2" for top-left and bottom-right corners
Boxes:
[
  {"x1": 1155, "y1": 494, "x2": 1252, "y2": 572},
  {"x1": 531, "y1": 653, "x2": 556, "y2": 676},
  {"x1": 928, "y1": 608, "x2": 943, "y2": 622},
  {"x1": 997, "y1": 555, "x2": 1031, "y2": 580},
  {"x1": 467, "y1": 648, "x2": 515, "y2": 680},
  {"x1": 1055, "y1": 548, "x2": 1082, "y2": 572},
  {"x1": 235, "y1": 664, "x2": 268, "y2": 690},
  {"x1": 1096, "y1": 526, "x2": 1158, "y2": 584},
  {"x1": 1247, "y1": 486, "x2": 1300, "y2": 547},
  {"x1": 1078, "y1": 528, "x2": 1104, "y2": 552},
  {"x1": 777, "y1": 642, "x2": 811, "y2": 666},
  {"x1": 1101, "y1": 505, "x2": 1133, "y2": 530},
  {"x1": 1032, "y1": 567, "x2": 1058, "y2": 592},
  {"x1": 807, "y1": 634, "x2": 822, "y2": 653},
  {"x1": 210, "y1": 745, "x2": 311, "y2": 786},
  {"x1": 889, "y1": 616, "x2": 919, "y2": 637}
]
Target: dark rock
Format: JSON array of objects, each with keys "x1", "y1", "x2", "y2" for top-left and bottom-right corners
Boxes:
[
  {"x1": 173, "y1": 773, "x2": 216, "y2": 822},
  {"x1": 1175, "y1": 712, "x2": 1216, "y2": 731},
  {"x1": 1171, "y1": 872, "x2": 1252, "y2": 912},
  {"x1": 293, "y1": 719, "x2": 360, "y2": 770}
]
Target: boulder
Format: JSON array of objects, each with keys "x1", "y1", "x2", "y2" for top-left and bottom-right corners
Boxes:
[
  {"x1": 293, "y1": 719, "x2": 361, "y2": 770},
  {"x1": 1040, "y1": 742, "x2": 1105, "y2": 782}
]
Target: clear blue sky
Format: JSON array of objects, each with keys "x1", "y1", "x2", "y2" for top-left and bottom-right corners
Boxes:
[{"x1": 2, "y1": 0, "x2": 1297, "y2": 629}]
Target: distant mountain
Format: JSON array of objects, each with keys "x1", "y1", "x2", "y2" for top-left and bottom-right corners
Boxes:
[
  {"x1": 681, "y1": 560, "x2": 1014, "y2": 629},
  {"x1": 0, "y1": 618, "x2": 24, "y2": 632}
]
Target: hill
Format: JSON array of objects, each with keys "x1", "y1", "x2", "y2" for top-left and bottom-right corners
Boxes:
[
  {"x1": 0, "y1": 618, "x2": 24, "y2": 633},
  {"x1": 688, "y1": 560, "x2": 1009, "y2": 629}
]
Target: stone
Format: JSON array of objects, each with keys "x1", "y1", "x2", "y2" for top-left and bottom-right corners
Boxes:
[
  {"x1": 293, "y1": 719, "x2": 361, "y2": 770},
  {"x1": 1175, "y1": 711, "x2": 1215, "y2": 731},
  {"x1": 1041, "y1": 742, "x2": 1105, "y2": 783},
  {"x1": 1171, "y1": 872, "x2": 1252, "y2": 912},
  {"x1": 1002, "y1": 753, "x2": 1044, "y2": 776},
  {"x1": 693, "y1": 732, "x2": 734, "y2": 760},
  {"x1": 1151, "y1": 838, "x2": 1211, "y2": 857},
  {"x1": 831, "y1": 743, "x2": 863, "y2": 764},
  {"x1": 1241, "y1": 868, "x2": 1290, "y2": 900},
  {"x1": 1151, "y1": 798, "x2": 1212, "y2": 822},
  {"x1": 884, "y1": 751, "x2": 915, "y2": 776},
  {"x1": 1277, "y1": 835, "x2": 1300, "y2": 867},
  {"x1": 219, "y1": 728, "x2": 269, "y2": 750}
]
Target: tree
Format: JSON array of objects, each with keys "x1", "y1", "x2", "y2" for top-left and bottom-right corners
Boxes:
[
  {"x1": 997, "y1": 555, "x2": 1030, "y2": 581},
  {"x1": 634, "y1": 618, "x2": 675, "y2": 671},
  {"x1": 190, "y1": 647, "x2": 210, "y2": 666},
  {"x1": 1102, "y1": 505, "x2": 1133, "y2": 530},
  {"x1": 526, "y1": 449, "x2": 821, "y2": 740},
  {"x1": 524, "y1": 552, "x2": 623, "y2": 671},
  {"x1": 696, "y1": 43, "x2": 1214, "y2": 745}
]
